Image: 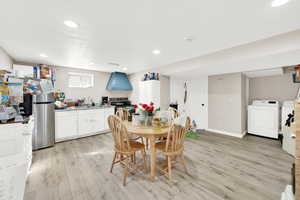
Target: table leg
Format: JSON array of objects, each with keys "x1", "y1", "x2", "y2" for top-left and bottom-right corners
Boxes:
[{"x1": 149, "y1": 136, "x2": 156, "y2": 181}]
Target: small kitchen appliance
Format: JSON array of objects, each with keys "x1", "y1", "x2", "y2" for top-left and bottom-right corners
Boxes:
[
  {"x1": 248, "y1": 100, "x2": 280, "y2": 139},
  {"x1": 101, "y1": 96, "x2": 109, "y2": 105},
  {"x1": 19, "y1": 94, "x2": 33, "y2": 117},
  {"x1": 109, "y1": 97, "x2": 131, "y2": 113}
]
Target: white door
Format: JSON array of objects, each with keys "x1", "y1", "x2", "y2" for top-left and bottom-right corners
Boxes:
[
  {"x1": 187, "y1": 78, "x2": 208, "y2": 130},
  {"x1": 170, "y1": 77, "x2": 208, "y2": 129}
]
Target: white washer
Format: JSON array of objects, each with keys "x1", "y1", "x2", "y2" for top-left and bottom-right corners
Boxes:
[
  {"x1": 248, "y1": 100, "x2": 279, "y2": 139},
  {"x1": 282, "y1": 101, "x2": 295, "y2": 156}
]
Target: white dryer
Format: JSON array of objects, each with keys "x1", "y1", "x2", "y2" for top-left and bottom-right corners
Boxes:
[{"x1": 248, "y1": 100, "x2": 279, "y2": 139}]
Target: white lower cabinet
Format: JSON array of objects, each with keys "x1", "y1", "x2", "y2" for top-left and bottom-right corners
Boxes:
[
  {"x1": 55, "y1": 111, "x2": 78, "y2": 141},
  {"x1": 0, "y1": 119, "x2": 33, "y2": 200},
  {"x1": 78, "y1": 109, "x2": 105, "y2": 136},
  {"x1": 55, "y1": 107, "x2": 114, "y2": 142},
  {"x1": 104, "y1": 107, "x2": 115, "y2": 130}
]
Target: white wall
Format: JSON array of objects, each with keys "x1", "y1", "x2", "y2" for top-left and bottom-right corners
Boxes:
[
  {"x1": 128, "y1": 72, "x2": 144, "y2": 105},
  {"x1": 208, "y1": 73, "x2": 246, "y2": 137},
  {"x1": 54, "y1": 66, "x2": 130, "y2": 102},
  {"x1": 0, "y1": 47, "x2": 13, "y2": 70},
  {"x1": 13, "y1": 62, "x2": 132, "y2": 102},
  {"x1": 249, "y1": 72, "x2": 300, "y2": 104},
  {"x1": 170, "y1": 77, "x2": 208, "y2": 129}
]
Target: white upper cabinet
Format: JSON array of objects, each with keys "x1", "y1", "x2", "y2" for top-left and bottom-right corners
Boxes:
[
  {"x1": 139, "y1": 80, "x2": 161, "y2": 107},
  {"x1": 0, "y1": 47, "x2": 13, "y2": 71},
  {"x1": 13, "y1": 64, "x2": 34, "y2": 78}
]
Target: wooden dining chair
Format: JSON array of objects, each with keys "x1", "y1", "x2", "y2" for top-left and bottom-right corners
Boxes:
[
  {"x1": 108, "y1": 115, "x2": 148, "y2": 186},
  {"x1": 155, "y1": 121, "x2": 189, "y2": 181},
  {"x1": 185, "y1": 116, "x2": 191, "y2": 130},
  {"x1": 116, "y1": 108, "x2": 129, "y2": 121},
  {"x1": 168, "y1": 107, "x2": 179, "y2": 122},
  {"x1": 116, "y1": 108, "x2": 145, "y2": 147}
]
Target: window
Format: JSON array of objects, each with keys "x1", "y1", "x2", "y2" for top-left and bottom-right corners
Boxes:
[{"x1": 68, "y1": 72, "x2": 94, "y2": 88}]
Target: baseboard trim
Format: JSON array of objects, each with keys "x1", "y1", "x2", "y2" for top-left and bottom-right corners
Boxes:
[{"x1": 206, "y1": 128, "x2": 245, "y2": 138}]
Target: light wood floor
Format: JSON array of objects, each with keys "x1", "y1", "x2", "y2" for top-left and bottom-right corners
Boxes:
[{"x1": 24, "y1": 132, "x2": 293, "y2": 200}]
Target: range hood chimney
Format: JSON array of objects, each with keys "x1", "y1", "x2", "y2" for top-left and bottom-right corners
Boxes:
[{"x1": 106, "y1": 72, "x2": 133, "y2": 91}]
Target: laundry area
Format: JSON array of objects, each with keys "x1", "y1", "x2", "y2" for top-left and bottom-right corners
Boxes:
[{"x1": 246, "y1": 67, "x2": 299, "y2": 157}]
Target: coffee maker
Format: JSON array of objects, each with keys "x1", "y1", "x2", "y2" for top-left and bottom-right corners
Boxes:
[
  {"x1": 101, "y1": 96, "x2": 109, "y2": 105},
  {"x1": 19, "y1": 94, "x2": 33, "y2": 117}
]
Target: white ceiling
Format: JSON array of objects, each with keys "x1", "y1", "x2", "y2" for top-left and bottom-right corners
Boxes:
[
  {"x1": 0, "y1": 0, "x2": 300, "y2": 74},
  {"x1": 162, "y1": 29, "x2": 300, "y2": 78}
]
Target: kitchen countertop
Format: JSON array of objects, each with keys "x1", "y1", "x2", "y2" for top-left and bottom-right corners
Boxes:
[
  {"x1": 0, "y1": 117, "x2": 31, "y2": 125},
  {"x1": 55, "y1": 105, "x2": 114, "y2": 112}
]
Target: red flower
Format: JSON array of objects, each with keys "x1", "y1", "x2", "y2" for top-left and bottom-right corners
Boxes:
[
  {"x1": 133, "y1": 104, "x2": 137, "y2": 109},
  {"x1": 149, "y1": 107, "x2": 154, "y2": 111}
]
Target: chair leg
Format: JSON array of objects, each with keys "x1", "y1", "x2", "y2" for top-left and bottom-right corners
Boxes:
[
  {"x1": 123, "y1": 155, "x2": 129, "y2": 186},
  {"x1": 167, "y1": 156, "x2": 172, "y2": 180},
  {"x1": 180, "y1": 154, "x2": 188, "y2": 174},
  {"x1": 146, "y1": 138, "x2": 148, "y2": 150},
  {"x1": 133, "y1": 152, "x2": 136, "y2": 164},
  {"x1": 141, "y1": 150, "x2": 148, "y2": 172},
  {"x1": 131, "y1": 153, "x2": 136, "y2": 164},
  {"x1": 110, "y1": 152, "x2": 118, "y2": 173}
]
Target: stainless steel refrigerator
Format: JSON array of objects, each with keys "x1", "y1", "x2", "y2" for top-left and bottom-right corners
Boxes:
[{"x1": 32, "y1": 93, "x2": 55, "y2": 150}]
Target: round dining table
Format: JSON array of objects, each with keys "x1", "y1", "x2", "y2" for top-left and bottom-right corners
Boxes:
[{"x1": 124, "y1": 121, "x2": 169, "y2": 181}]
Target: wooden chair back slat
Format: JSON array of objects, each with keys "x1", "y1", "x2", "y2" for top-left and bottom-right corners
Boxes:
[
  {"x1": 116, "y1": 108, "x2": 129, "y2": 121},
  {"x1": 108, "y1": 115, "x2": 131, "y2": 152},
  {"x1": 165, "y1": 121, "x2": 187, "y2": 153}
]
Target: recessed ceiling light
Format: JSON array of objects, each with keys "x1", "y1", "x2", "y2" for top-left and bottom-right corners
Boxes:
[
  {"x1": 271, "y1": 0, "x2": 290, "y2": 7},
  {"x1": 64, "y1": 20, "x2": 79, "y2": 28},
  {"x1": 152, "y1": 49, "x2": 161, "y2": 55},
  {"x1": 89, "y1": 62, "x2": 94, "y2": 65},
  {"x1": 39, "y1": 53, "x2": 48, "y2": 58},
  {"x1": 122, "y1": 67, "x2": 127, "y2": 71}
]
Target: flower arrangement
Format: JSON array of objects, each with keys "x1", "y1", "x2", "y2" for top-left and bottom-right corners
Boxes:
[
  {"x1": 132, "y1": 102, "x2": 160, "y2": 126},
  {"x1": 134, "y1": 102, "x2": 160, "y2": 115}
]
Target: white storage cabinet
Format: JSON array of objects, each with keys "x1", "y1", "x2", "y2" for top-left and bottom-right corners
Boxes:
[
  {"x1": 78, "y1": 109, "x2": 105, "y2": 136},
  {"x1": 0, "y1": 121, "x2": 33, "y2": 200},
  {"x1": 55, "y1": 110, "x2": 78, "y2": 141},
  {"x1": 55, "y1": 107, "x2": 115, "y2": 142},
  {"x1": 139, "y1": 80, "x2": 160, "y2": 107}
]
